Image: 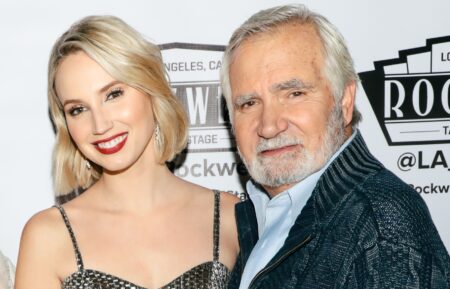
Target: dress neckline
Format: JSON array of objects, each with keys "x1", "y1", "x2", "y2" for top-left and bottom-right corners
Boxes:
[
  {"x1": 56, "y1": 190, "x2": 227, "y2": 288},
  {"x1": 62, "y1": 260, "x2": 230, "y2": 289}
]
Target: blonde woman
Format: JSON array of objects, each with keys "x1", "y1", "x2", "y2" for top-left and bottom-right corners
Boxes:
[{"x1": 15, "y1": 16, "x2": 239, "y2": 289}]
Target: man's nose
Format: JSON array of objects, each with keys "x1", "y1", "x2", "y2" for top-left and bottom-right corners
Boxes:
[
  {"x1": 91, "y1": 108, "x2": 113, "y2": 135},
  {"x1": 257, "y1": 102, "x2": 288, "y2": 139}
]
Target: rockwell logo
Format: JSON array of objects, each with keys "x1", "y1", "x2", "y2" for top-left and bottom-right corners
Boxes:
[
  {"x1": 160, "y1": 43, "x2": 234, "y2": 152},
  {"x1": 359, "y1": 36, "x2": 450, "y2": 145},
  {"x1": 409, "y1": 183, "x2": 449, "y2": 194}
]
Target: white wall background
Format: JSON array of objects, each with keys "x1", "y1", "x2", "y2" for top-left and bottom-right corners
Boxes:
[{"x1": 0, "y1": 0, "x2": 449, "y2": 264}]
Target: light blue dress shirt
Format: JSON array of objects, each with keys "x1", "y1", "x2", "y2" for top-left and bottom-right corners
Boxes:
[{"x1": 238, "y1": 132, "x2": 356, "y2": 289}]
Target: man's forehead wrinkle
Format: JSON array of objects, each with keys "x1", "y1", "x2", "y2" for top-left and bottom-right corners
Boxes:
[{"x1": 233, "y1": 78, "x2": 315, "y2": 103}]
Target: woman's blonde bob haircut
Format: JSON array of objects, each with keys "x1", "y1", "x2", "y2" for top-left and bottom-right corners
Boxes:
[{"x1": 48, "y1": 15, "x2": 188, "y2": 196}]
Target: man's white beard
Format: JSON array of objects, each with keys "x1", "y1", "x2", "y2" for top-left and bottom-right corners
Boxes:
[{"x1": 239, "y1": 105, "x2": 347, "y2": 188}]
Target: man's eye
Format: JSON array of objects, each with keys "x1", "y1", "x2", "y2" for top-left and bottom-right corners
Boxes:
[
  {"x1": 236, "y1": 100, "x2": 257, "y2": 112},
  {"x1": 279, "y1": 90, "x2": 305, "y2": 104},
  {"x1": 241, "y1": 100, "x2": 256, "y2": 108},
  {"x1": 106, "y1": 88, "x2": 123, "y2": 101},
  {"x1": 67, "y1": 105, "x2": 86, "y2": 117},
  {"x1": 290, "y1": 91, "x2": 304, "y2": 97}
]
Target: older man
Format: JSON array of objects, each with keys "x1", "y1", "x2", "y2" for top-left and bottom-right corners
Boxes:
[{"x1": 221, "y1": 4, "x2": 450, "y2": 289}]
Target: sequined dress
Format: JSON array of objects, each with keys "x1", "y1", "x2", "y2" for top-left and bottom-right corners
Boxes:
[{"x1": 56, "y1": 190, "x2": 230, "y2": 289}]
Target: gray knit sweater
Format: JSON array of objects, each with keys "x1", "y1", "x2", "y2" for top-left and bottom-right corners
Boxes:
[{"x1": 229, "y1": 131, "x2": 450, "y2": 289}]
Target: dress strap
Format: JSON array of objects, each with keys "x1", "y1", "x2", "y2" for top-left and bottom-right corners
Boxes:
[
  {"x1": 54, "y1": 205, "x2": 84, "y2": 271},
  {"x1": 212, "y1": 190, "x2": 221, "y2": 262}
]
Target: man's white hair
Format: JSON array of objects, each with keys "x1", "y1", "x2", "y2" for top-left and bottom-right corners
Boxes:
[{"x1": 220, "y1": 4, "x2": 361, "y2": 126}]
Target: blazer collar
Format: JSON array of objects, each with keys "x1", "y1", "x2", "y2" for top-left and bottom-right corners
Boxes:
[{"x1": 275, "y1": 131, "x2": 383, "y2": 257}]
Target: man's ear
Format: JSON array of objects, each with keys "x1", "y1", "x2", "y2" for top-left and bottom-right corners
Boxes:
[{"x1": 341, "y1": 81, "x2": 356, "y2": 127}]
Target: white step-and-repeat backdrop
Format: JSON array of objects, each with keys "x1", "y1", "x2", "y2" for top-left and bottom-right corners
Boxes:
[{"x1": 0, "y1": 0, "x2": 449, "y2": 264}]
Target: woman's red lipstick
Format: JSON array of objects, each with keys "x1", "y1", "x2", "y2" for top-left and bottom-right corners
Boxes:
[{"x1": 92, "y1": 132, "x2": 128, "y2": 154}]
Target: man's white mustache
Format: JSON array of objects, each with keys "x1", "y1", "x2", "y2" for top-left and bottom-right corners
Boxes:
[{"x1": 256, "y1": 135, "x2": 303, "y2": 153}]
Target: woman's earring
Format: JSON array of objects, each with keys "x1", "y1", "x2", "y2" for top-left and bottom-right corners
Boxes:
[
  {"x1": 86, "y1": 159, "x2": 92, "y2": 170},
  {"x1": 155, "y1": 124, "x2": 162, "y2": 149}
]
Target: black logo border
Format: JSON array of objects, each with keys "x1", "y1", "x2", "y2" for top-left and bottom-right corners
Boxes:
[{"x1": 359, "y1": 35, "x2": 450, "y2": 146}]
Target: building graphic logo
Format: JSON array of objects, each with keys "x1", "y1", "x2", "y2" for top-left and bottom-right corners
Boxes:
[
  {"x1": 160, "y1": 43, "x2": 234, "y2": 152},
  {"x1": 359, "y1": 36, "x2": 450, "y2": 145}
]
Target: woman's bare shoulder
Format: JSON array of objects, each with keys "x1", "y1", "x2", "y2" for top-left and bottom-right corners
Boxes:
[
  {"x1": 176, "y1": 177, "x2": 240, "y2": 202},
  {"x1": 21, "y1": 207, "x2": 66, "y2": 242},
  {"x1": 15, "y1": 207, "x2": 67, "y2": 289},
  {"x1": 217, "y1": 191, "x2": 240, "y2": 254},
  {"x1": 217, "y1": 190, "x2": 239, "y2": 226},
  {"x1": 219, "y1": 190, "x2": 240, "y2": 208},
  {"x1": 18, "y1": 206, "x2": 69, "y2": 263}
]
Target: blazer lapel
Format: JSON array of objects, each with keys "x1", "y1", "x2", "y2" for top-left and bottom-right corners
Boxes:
[{"x1": 262, "y1": 193, "x2": 317, "y2": 272}]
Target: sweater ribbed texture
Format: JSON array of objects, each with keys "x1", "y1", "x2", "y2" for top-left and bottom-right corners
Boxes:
[{"x1": 230, "y1": 132, "x2": 450, "y2": 289}]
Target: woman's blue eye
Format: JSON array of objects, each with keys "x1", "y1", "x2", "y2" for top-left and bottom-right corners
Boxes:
[
  {"x1": 68, "y1": 105, "x2": 85, "y2": 117},
  {"x1": 106, "y1": 88, "x2": 123, "y2": 100}
]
